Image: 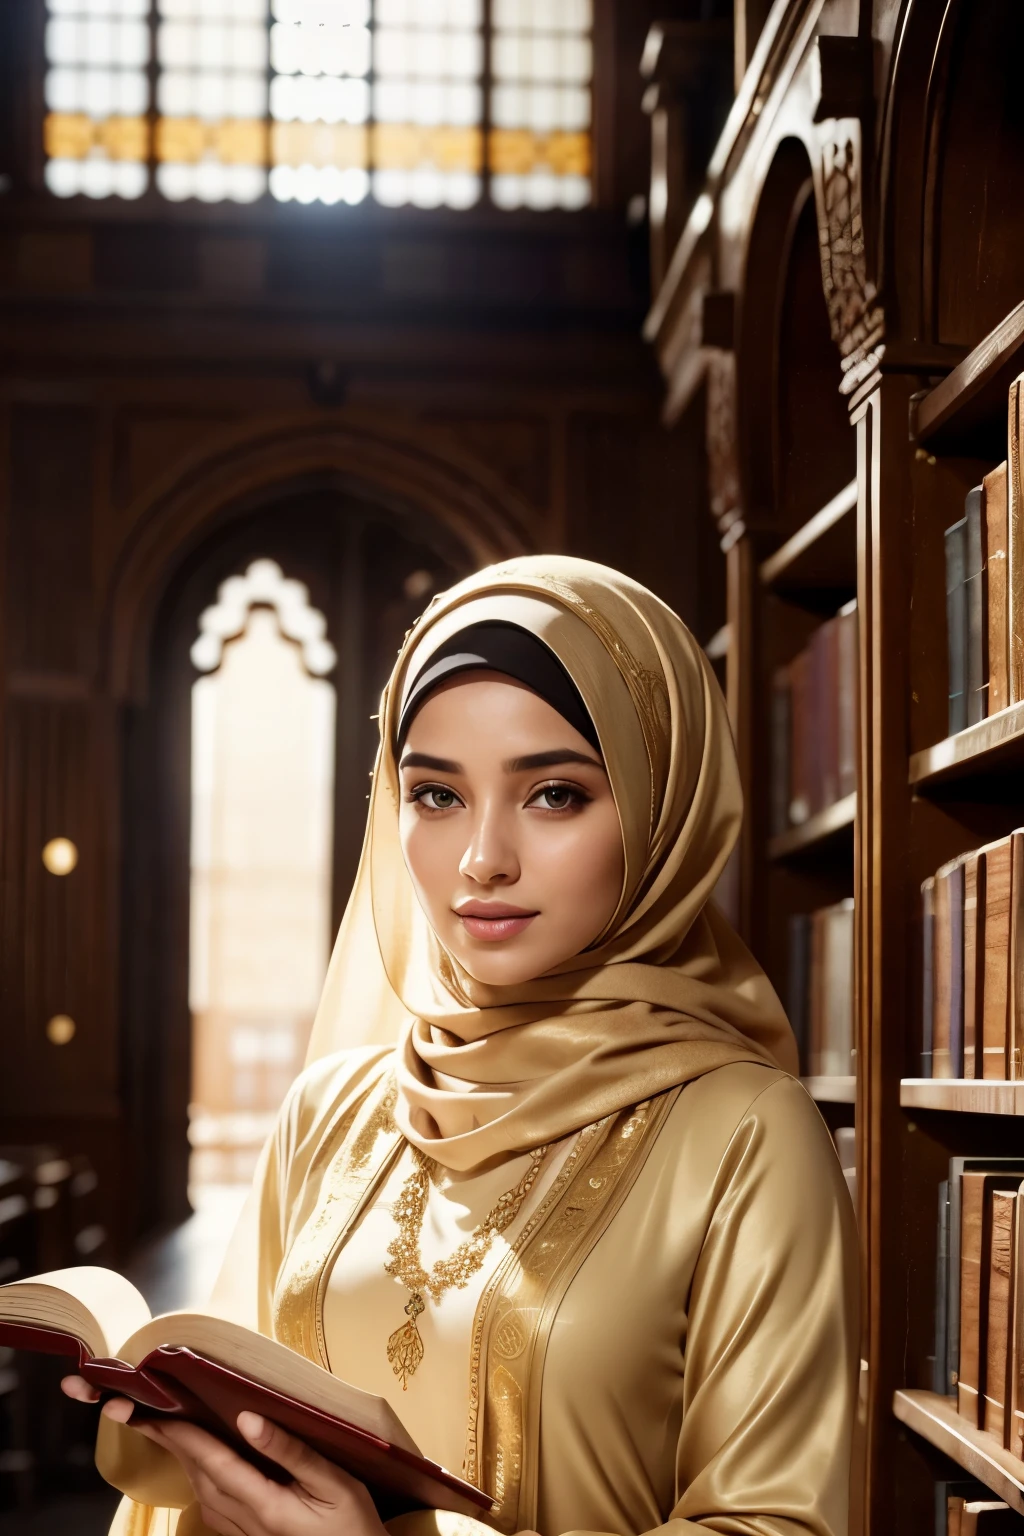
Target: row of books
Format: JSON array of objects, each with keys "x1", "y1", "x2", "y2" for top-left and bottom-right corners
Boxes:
[
  {"x1": 933, "y1": 1160, "x2": 1024, "y2": 1469},
  {"x1": 770, "y1": 601, "x2": 857, "y2": 834},
  {"x1": 919, "y1": 833, "x2": 1023, "y2": 1079},
  {"x1": 943, "y1": 374, "x2": 1024, "y2": 735},
  {"x1": 787, "y1": 899, "x2": 855, "y2": 1076}
]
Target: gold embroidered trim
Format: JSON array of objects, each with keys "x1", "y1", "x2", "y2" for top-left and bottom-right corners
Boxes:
[
  {"x1": 464, "y1": 1120, "x2": 603, "y2": 1491},
  {"x1": 273, "y1": 1070, "x2": 399, "y2": 1366},
  {"x1": 468, "y1": 1092, "x2": 678, "y2": 1532}
]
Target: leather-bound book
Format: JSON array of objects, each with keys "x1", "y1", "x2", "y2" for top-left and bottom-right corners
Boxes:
[
  {"x1": 922, "y1": 876, "x2": 936, "y2": 1078},
  {"x1": 1009, "y1": 830, "x2": 1024, "y2": 1081},
  {"x1": 982, "y1": 835, "x2": 1012, "y2": 1079},
  {"x1": 946, "y1": 515, "x2": 968, "y2": 734},
  {"x1": 933, "y1": 858, "x2": 962, "y2": 1080},
  {"x1": 949, "y1": 1160, "x2": 1024, "y2": 1405},
  {"x1": 837, "y1": 598, "x2": 858, "y2": 799},
  {"x1": 959, "y1": 1172, "x2": 1024, "y2": 1426},
  {"x1": 820, "y1": 899, "x2": 855, "y2": 1076},
  {"x1": 934, "y1": 1178, "x2": 950, "y2": 1394},
  {"x1": 964, "y1": 487, "x2": 989, "y2": 726},
  {"x1": 0, "y1": 1269, "x2": 492, "y2": 1520},
  {"x1": 949, "y1": 859, "x2": 966, "y2": 1077},
  {"x1": 814, "y1": 616, "x2": 840, "y2": 809},
  {"x1": 770, "y1": 665, "x2": 792, "y2": 836},
  {"x1": 1009, "y1": 1181, "x2": 1024, "y2": 1458},
  {"x1": 1008, "y1": 378, "x2": 1024, "y2": 702},
  {"x1": 787, "y1": 912, "x2": 811, "y2": 1073},
  {"x1": 982, "y1": 1187, "x2": 1018, "y2": 1439},
  {"x1": 984, "y1": 464, "x2": 1010, "y2": 715},
  {"x1": 963, "y1": 851, "x2": 985, "y2": 1080},
  {"x1": 788, "y1": 647, "x2": 812, "y2": 825},
  {"x1": 807, "y1": 907, "x2": 826, "y2": 1076}
]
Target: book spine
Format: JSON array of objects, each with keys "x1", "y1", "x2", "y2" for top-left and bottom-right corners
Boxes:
[
  {"x1": 985, "y1": 464, "x2": 1010, "y2": 715},
  {"x1": 922, "y1": 876, "x2": 936, "y2": 1077},
  {"x1": 808, "y1": 627, "x2": 827, "y2": 817},
  {"x1": 946, "y1": 517, "x2": 968, "y2": 736},
  {"x1": 934, "y1": 865, "x2": 954, "y2": 1080},
  {"x1": 950, "y1": 861, "x2": 966, "y2": 1078},
  {"x1": 983, "y1": 838, "x2": 1012, "y2": 1080},
  {"x1": 820, "y1": 616, "x2": 840, "y2": 809},
  {"x1": 983, "y1": 1188, "x2": 1016, "y2": 1440},
  {"x1": 787, "y1": 912, "x2": 811, "y2": 1074},
  {"x1": 965, "y1": 486, "x2": 988, "y2": 726},
  {"x1": 1010, "y1": 832, "x2": 1024, "y2": 1082},
  {"x1": 1008, "y1": 379, "x2": 1024, "y2": 703},
  {"x1": 960, "y1": 1171, "x2": 986, "y2": 1423},
  {"x1": 808, "y1": 909, "x2": 825, "y2": 1076},
  {"x1": 934, "y1": 1177, "x2": 950, "y2": 1395},
  {"x1": 789, "y1": 649, "x2": 812, "y2": 826},
  {"x1": 964, "y1": 854, "x2": 983, "y2": 1080},
  {"x1": 770, "y1": 666, "x2": 792, "y2": 836},
  {"x1": 837, "y1": 598, "x2": 858, "y2": 799},
  {"x1": 1010, "y1": 1181, "x2": 1024, "y2": 1458}
]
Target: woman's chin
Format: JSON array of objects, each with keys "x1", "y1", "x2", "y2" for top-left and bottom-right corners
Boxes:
[{"x1": 454, "y1": 942, "x2": 549, "y2": 989}]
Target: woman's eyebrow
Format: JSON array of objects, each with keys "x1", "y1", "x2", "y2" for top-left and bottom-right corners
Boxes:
[
  {"x1": 399, "y1": 752, "x2": 463, "y2": 772},
  {"x1": 504, "y1": 749, "x2": 604, "y2": 772}
]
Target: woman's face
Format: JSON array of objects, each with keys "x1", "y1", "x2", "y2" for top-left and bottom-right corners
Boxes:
[{"x1": 398, "y1": 673, "x2": 625, "y2": 987}]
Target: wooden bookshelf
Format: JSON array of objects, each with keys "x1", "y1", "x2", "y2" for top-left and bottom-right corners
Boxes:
[
  {"x1": 767, "y1": 792, "x2": 856, "y2": 861},
  {"x1": 910, "y1": 299, "x2": 1024, "y2": 458},
  {"x1": 909, "y1": 702, "x2": 1024, "y2": 789},
  {"x1": 900, "y1": 1079, "x2": 1024, "y2": 1115},
  {"x1": 893, "y1": 1390, "x2": 1024, "y2": 1513},
  {"x1": 758, "y1": 480, "x2": 857, "y2": 600},
  {"x1": 803, "y1": 1075, "x2": 856, "y2": 1104}
]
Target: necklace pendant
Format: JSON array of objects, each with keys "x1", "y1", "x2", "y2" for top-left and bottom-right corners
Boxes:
[{"x1": 386, "y1": 1291, "x2": 426, "y2": 1390}]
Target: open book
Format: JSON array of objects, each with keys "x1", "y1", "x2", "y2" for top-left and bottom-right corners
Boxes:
[{"x1": 0, "y1": 1267, "x2": 492, "y2": 1519}]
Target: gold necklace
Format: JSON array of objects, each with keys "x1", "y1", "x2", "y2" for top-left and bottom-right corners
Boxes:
[{"x1": 384, "y1": 1143, "x2": 549, "y2": 1389}]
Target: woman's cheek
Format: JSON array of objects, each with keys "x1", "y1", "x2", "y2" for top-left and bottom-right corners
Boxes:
[{"x1": 400, "y1": 816, "x2": 457, "y2": 926}]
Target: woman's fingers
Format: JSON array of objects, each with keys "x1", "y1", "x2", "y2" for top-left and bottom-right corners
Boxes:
[
  {"x1": 155, "y1": 1419, "x2": 277, "y2": 1507},
  {"x1": 61, "y1": 1375, "x2": 101, "y2": 1403},
  {"x1": 236, "y1": 1412, "x2": 348, "y2": 1500},
  {"x1": 99, "y1": 1397, "x2": 136, "y2": 1423}
]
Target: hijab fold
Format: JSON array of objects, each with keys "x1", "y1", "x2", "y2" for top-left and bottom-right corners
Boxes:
[{"x1": 305, "y1": 556, "x2": 797, "y2": 1171}]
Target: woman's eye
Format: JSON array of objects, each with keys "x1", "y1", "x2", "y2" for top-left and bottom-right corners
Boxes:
[
  {"x1": 529, "y1": 783, "x2": 586, "y2": 812},
  {"x1": 415, "y1": 785, "x2": 460, "y2": 811}
]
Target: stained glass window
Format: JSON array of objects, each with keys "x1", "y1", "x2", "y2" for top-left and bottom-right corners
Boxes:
[
  {"x1": 490, "y1": 0, "x2": 592, "y2": 209},
  {"x1": 44, "y1": 0, "x2": 151, "y2": 200},
  {"x1": 155, "y1": 0, "x2": 269, "y2": 203},
  {"x1": 43, "y1": 0, "x2": 594, "y2": 209}
]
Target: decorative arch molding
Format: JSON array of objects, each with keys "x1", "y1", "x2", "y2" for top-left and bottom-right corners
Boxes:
[{"x1": 102, "y1": 410, "x2": 536, "y2": 701}]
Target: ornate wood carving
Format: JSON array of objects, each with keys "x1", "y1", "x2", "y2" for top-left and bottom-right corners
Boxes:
[
  {"x1": 815, "y1": 124, "x2": 885, "y2": 396},
  {"x1": 706, "y1": 350, "x2": 742, "y2": 539}
]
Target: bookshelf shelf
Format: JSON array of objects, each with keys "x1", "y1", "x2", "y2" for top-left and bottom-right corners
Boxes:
[
  {"x1": 910, "y1": 299, "x2": 1024, "y2": 457},
  {"x1": 767, "y1": 792, "x2": 856, "y2": 861},
  {"x1": 802, "y1": 1075, "x2": 856, "y2": 1104},
  {"x1": 893, "y1": 1390, "x2": 1024, "y2": 1513},
  {"x1": 909, "y1": 702, "x2": 1024, "y2": 789},
  {"x1": 758, "y1": 481, "x2": 857, "y2": 600},
  {"x1": 900, "y1": 1079, "x2": 1024, "y2": 1115}
]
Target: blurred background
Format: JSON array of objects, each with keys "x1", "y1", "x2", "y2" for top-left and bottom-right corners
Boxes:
[{"x1": 0, "y1": 0, "x2": 875, "y2": 1525}]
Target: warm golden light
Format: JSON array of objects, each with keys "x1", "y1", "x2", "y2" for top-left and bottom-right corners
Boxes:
[
  {"x1": 46, "y1": 1015, "x2": 76, "y2": 1046},
  {"x1": 42, "y1": 837, "x2": 78, "y2": 876}
]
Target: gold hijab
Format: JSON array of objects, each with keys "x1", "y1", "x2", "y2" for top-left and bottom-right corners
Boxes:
[{"x1": 306, "y1": 555, "x2": 797, "y2": 1170}]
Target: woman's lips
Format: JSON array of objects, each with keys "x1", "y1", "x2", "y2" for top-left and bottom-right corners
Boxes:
[{"x1": 454, "y1": 904, "x2": 538, "y2": 942}]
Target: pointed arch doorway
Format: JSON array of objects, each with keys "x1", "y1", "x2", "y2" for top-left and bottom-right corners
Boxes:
[{"x1": 120, "y1": 483, "x2": 468, "y2": 1231}]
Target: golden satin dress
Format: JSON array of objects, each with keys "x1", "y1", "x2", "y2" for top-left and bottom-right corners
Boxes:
[{"x1": 98, "y1": 1045, "x2": 859, "y2": 1536}]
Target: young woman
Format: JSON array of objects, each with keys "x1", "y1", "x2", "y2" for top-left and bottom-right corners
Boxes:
[{"x1": 67, "y1": 555, "x2": 858, "y2": 1536}]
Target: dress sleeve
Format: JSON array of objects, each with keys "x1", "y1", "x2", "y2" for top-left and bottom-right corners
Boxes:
[{"x1": 390, "y1": 1076, "x2": 859, "y2": 1536}]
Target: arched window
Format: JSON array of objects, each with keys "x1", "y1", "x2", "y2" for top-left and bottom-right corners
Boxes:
[
  {"x1": 188, "y1": 559, "x2": 336, "y2": 1187},
  {"x1": 43, "y1": 0, "x2": 593, "y2": 210}
]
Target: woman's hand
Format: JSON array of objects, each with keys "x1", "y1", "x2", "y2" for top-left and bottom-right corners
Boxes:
[{"x1": 60, "y1": 1377, "x2": 388, "y2": 1536}]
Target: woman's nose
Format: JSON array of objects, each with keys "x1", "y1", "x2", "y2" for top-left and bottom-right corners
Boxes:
[{"x1": 459, "y1": 807, "x2": 520, "y2": 885}]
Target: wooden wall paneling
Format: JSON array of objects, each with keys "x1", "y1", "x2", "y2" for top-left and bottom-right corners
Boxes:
[
  {"x1": 8, "y1": 405, "x2": 95, "y2": 679},
  {"x1": 0, "y1": 697, "x2": 116, "y2": 1120}
]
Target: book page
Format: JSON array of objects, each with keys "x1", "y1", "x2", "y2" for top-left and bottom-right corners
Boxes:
[
  {"x1": 121, "y1": 1311, "x2": 421, "y2": 1457},
  {"x1": 0, "y1": 1267, "x2": 152, "y2": 1359}
]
